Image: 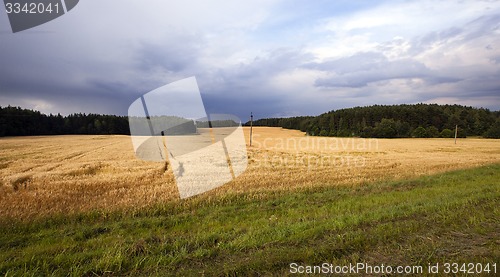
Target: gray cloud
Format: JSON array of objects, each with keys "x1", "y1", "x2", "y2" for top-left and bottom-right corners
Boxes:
[
  {"x1": 0, "y1": 1, "x2": 499, "y2": 120},
  {"x1": 202, "y1": 48, "x2": 312, "y2": 87},
  {"x1": 197, "y1": 48, "x2": 315, "y2": 119},
  {"x1": 490, "y1": 56, "x2": 500, "y2": 64},
  {"x1": 409, "y1": 14, "x2": 500, "y2": 55},
  {"x1": 301, "y1": 12, "x2": 500, "y2": 110},
  {"x1": 309, "y1": 52, "x2": 460, "y2": 88},
  {"x1": 134, "y1": 37, "x2": 203, "y2": 73}
]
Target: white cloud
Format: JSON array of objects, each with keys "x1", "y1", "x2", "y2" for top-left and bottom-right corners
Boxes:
[{"x1": 312, "y1": 0, "x2": 500, "y2": 60}]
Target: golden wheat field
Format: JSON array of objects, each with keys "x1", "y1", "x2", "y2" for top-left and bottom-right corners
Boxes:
[{"x1": 1, "y1": 127, "x2": 499, "y2": 220}]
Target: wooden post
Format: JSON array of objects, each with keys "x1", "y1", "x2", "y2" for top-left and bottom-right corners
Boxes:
[
  {"x1": 454, "y1": 125, "x2": 458, "y2": 144},
  {"x1": 249, "y1": 112, "x2": 253, "y2": 147}
]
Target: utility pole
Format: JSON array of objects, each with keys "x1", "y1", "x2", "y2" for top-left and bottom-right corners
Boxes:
[
  {"x1": 249, "y1": 112, "x2": 253, "y2": 147},
  {"x1": 454, "y1": 125, "x2": 458, "y2": 144}
]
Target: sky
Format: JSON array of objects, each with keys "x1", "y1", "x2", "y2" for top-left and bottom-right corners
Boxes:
[{"x1": 1, "y1": 0, "x2": 499, "y2": 121}]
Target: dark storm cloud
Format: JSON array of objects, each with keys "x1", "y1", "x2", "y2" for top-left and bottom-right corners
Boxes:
[
  {"x1": 201, "y1": 91, "x2": 288, "y2": 121},
  {"x1": 134, "y1": 38, "x2": 203, "y2": 73},
  {"x1": 0, "y1": 26, "x2": 204, "y2": 115},
  {"x1": 456, "y1": 75, "x2": 500, "y2": 97},
  {"x1": 305, "y1": 52, "x2": 385, "y2": 74},
  {"x1": 214, "y1": 49, "x2": 312, "y2": 83},
  {"x1": 308, "y1": 52, "x2": 460, "y2": 88},
  {"x1": 198, "y1": 49, "x2": 309, "y2": 95},
  {"x1": 1, "y1": 0, "x2": 500, "y2": 118},
  {"x1": 197, "y1": 48, "x2": 314, "y2": 119}
]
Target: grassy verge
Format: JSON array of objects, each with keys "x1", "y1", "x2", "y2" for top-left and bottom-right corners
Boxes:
[{"x1": 1, "y1": 164, "x2": 499, "y2": 276}]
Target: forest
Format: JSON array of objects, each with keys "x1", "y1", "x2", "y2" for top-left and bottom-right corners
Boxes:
[
  {"x1": 0, "y1": 106, "x2": 130, "y2": 136},
  {"x1": 0, "y1": 106, "x2": 242, "y2": 137},
  {"x1": 1, "y1": 104, "x2": 500, "y2": 138},
  {"x1": 249, "y1": 104, "x2": 500, "y2": 138}
]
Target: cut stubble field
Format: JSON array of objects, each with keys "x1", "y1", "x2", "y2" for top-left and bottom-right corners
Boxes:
[
  {"x1": 0, "y1": 127, "x2": 499, "y2": 275},
  {"x1": 0, "y1": 127, "x2": 499, "y2": 220}
]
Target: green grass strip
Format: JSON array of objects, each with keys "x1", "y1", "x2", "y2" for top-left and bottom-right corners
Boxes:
[{"x1": 1, "y1": 164, "x2": 499, "y2": 276}]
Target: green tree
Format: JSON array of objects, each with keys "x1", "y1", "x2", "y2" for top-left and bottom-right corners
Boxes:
[
  {"x1": 426, "y1": 126, "x2": 439, "y2": 138},
  {"x1": 94, "y1": 119, "x2": 102, "y2": 133},
  {"x1": 412, "y1": 126, "x2": 427, "y2": 138},
  {"x1": 395, "y1": 121, "x2": 411, "y2": 137},
  {"x1": 337, "y1": 117, "x2": 347, "y2": 134},
  {"x1": 250, "y1": 104, "x2": 498, "y2": 138},
  {"x1": 440, "y1": 129, "x2": 454, "y2": 138},
  {"x1": 484, "y1": 120, "x2": 500, "y2": 138},
  {"x1": 360, "y1": 126, "x2": 373, "y2": 138},
  {"x1": 373, "y1": 118, "x2": 398, "y2": 138},
  {"x1": 310, "y1": 126, "x2": 319, "y2": 136}
]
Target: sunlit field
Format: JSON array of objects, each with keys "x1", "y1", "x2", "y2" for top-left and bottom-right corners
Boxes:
[
  {"x1": 1, "y1": 128, "x2": 499, "y2": 275},
  {"x1": 1, "y1": 127, "x2": 499, "y2": 220}
]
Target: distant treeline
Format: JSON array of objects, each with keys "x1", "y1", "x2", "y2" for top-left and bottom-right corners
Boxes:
[
  {"x1": 248, "y1": 104, "x2": 500, "y2": 139},
  {"x1": 0, "y1": 106, "x2": 243, "y2": 137},
  {"x1": 129, "y1": 116, "x2": 197, "y2": 136},
  {"x1": 0, "y1": 106, "x2": 130, "y2": 136}
]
